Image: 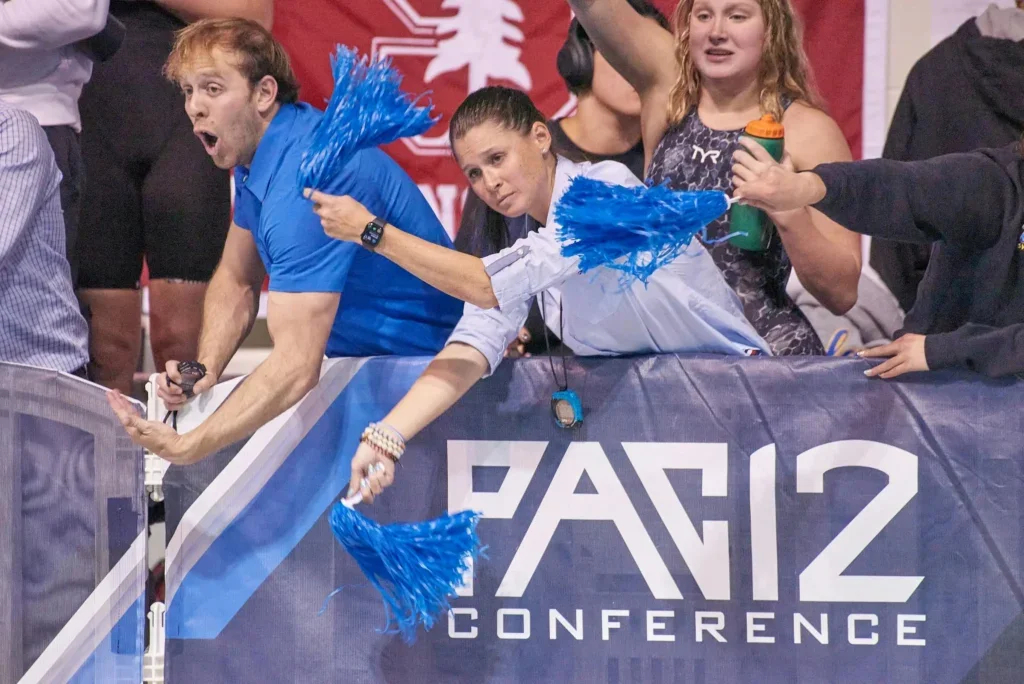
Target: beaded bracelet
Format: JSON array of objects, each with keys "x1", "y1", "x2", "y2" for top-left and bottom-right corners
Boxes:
[
  {"x1": 374, "y1": 421, "x2": 406, "y2": 446},
  {"x1": 360, "y1": 422, "x2": 405, "y2": 462}
]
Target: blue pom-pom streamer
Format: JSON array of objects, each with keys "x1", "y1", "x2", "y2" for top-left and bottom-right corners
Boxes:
[
  {"x1": 299, "y1": 45, "x2": 440, "y2": 191},
  {"x1": 329, "y1": 498, "x2": 484, "y2": 643},
  {"x1": 555, "y1": 176, "x2": 731, "y2": 284}
]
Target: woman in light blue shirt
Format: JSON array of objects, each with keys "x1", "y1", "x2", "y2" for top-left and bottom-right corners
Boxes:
[{"x1": 306, "y1": 86, "x2": 768, "y2": 501}]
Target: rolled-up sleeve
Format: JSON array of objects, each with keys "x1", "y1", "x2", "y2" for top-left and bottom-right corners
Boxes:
[
  {"x1": 446, "y1": 186, "x2": 595, "y2": 375},
  {"x1": 485, "y1": 226, "x2": 581, "y2": 312},
  {"x1": 484, "y1": 158, "x2": 641, "y2": 312},
  {"x1": 446, "y1": 298, "x2": 530, "y2": 377}
]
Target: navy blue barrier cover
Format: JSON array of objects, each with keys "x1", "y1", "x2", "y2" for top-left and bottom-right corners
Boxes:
[
  {"x1": 0, "y1": 363, "x2": 147, "y2": 684},
  {"x1": 162, "y1": 355, "x2": 1024, "y2": 683}
]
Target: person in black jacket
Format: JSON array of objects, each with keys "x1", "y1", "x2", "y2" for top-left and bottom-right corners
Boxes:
[
  {"x1": 731, "y1": 138, "x2": 1024, "y2": 379},
  {"x1": 871, "y1": 5, "x2": 1024, "y2": 313}
]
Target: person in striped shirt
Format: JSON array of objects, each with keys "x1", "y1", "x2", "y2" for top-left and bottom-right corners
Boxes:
[{"x1": 0, "y1": 102, "x2": 89, "y2": 376}]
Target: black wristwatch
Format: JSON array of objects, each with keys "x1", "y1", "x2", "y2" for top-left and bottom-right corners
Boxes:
[{"x1": 361, "y1": 216, "x2": 386, "y2": 249}]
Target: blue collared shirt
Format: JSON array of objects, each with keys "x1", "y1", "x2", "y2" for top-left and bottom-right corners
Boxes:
[
  {"x1": 447, "y1": 156, "x2": 771, "y2": 376},
  {"x1": 233, "y1": 102, "x2": 462, "y2": 357},
  {"x1": 0, "y1": 103, "x2": 89, "y2": 372}
]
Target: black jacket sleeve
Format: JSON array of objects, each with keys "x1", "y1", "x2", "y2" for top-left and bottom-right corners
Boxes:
[
  {"x1": 812, "y1": 149, "x2": 1018, "y2": 249},
  {"x1": 926, "y1": 323, "x2": 1024, "y2": 377}
]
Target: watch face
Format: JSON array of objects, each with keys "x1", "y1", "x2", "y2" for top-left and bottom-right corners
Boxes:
[
  {"x1": 552, "y1": 398, "x2": 578, "y2": 428},
  {"x1": 362, "y1": 219, "x2": 383, "y2": 246},
  {"x1": 551, "y1": 388, "x2": 582, "y2": 428}
]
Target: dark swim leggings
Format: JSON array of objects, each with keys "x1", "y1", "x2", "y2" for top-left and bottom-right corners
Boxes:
[{"x1": 77, "y1": 24, "x2": 230, "y2": 289}]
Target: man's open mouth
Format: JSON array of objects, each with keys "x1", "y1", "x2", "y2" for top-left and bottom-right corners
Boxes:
[{"x1": 197, "y1": 131, "x2": 219, "y2": 152}]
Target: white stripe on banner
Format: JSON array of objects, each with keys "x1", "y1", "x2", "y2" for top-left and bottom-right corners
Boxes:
[
  {"x1": 18, "y1": 531, "x2": 147, "y2": 684},
  {"x1": 164, "y1": 357, "x2": 368, "y2": 605}
]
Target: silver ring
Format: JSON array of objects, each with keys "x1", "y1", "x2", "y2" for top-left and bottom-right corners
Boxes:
[
  {"x1": 368, "y1": 462, "x2": 386, "y2": 475},
  {"x1": 361, "y1": 473, "x2": 384, "y2": 498}
]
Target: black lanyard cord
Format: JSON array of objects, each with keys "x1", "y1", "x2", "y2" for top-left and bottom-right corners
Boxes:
[{"x1": 537, "y1": 291, "x2": 569, "y2": 391}]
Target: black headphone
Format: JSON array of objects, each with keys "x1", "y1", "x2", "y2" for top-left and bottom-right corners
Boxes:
[
  {"x1": 556, "y1": 20, "x2": 595, "y2": 96},
  {"x1": 556, "y1": 1, "x2": 669, "y2": 96}
]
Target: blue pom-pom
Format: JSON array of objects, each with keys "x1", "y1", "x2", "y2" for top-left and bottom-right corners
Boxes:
[
  {"x1": 555, "y1": 176, "x2": 730, "y2": 283},
  {"x1": 299, "y1": 45, "x2": 440, "y2": 192},
  {"x1": 329, "y1": 502, "x2": 483, "y2": 643}
]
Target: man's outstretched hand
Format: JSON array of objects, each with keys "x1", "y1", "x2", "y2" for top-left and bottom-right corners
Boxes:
[{"x1": 107, "y1": 390, "x2": 205, "y2": 465}]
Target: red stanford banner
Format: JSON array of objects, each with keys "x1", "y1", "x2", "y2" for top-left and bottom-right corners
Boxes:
[{"x1": 272, "y1": 0, "x2": 866, "y2": 236}]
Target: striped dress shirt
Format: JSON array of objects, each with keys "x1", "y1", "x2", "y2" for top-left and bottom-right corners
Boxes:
[{"x1": 0, "y1": 103, "x2": 88, "y2": 373}]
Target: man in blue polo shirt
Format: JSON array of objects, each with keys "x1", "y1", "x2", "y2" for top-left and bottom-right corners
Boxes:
[
  {"x1": 107, "y1": 18, "x2": 461, "y2": 464},
  {"x1": 233, "y1": 99, "x2": 461, "y2": 357}
]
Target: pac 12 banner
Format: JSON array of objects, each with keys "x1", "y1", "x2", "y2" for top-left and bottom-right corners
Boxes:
[{"x1": 162, "y1": 355, "x2": 1024, "y2": 683}]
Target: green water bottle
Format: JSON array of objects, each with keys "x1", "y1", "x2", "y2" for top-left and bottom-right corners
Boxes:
[{"x1": 730, "y1": 114, "x2": 785, "y2": 251}]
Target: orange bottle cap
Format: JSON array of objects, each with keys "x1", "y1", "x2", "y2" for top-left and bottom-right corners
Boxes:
[{"x1": 744, "y1": 114, "x2": 784, "y2": 139}]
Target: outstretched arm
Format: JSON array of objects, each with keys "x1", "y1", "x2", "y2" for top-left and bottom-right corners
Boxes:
[
  {"x1": 109, "y1": 289, "x2": 336, "y2": 463},
  {"x1": 157, "y1": 224, "x2": 266, "y2": 410},
  {"x1": 346, "y1": 343, "x2": 489, "y2": 504},
  {"x1": 308, "y1": 189, "x2": 584, "y2": 314},
  {"x1": 386, "y1": 343, "x2": 489, "y2": 441},
  {"x1": 732, "y1": 143, "x2": 1013, "y2": 249},
  {"x1": 307, "y1": 190, "x2": 499, "y2": 309},
  {"x1": 348, "y1": 294, "x2": 533, "y2": 504}
]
